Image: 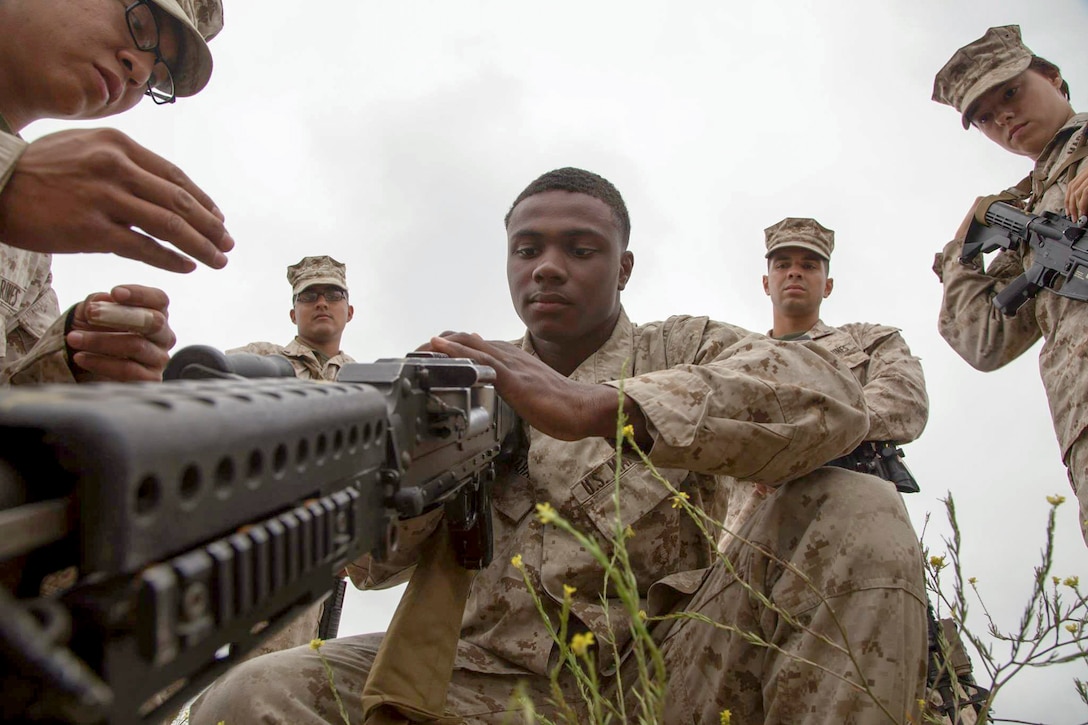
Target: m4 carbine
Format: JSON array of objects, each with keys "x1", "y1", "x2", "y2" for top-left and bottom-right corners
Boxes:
[
  {"x1": 0, "y1": 347, "x2": 517, "y2": 724},
  {"x1": 960, "y1": 198, "x2": 1088, "y2": 315}
]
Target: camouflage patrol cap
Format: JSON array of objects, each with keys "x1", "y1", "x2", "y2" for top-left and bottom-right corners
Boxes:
[
  {"x1": 764, "y1": 217, "x2": 834, "y2": 260},
  {"x1": 288, "y1": 256, "x2": 348, "y2": 297},
  {"x1": 932, "y1": 25, "x2": 1033, "y2": 129},
  {"x1": 149, "y1": 0, "x2": 224, "y2": 97}
]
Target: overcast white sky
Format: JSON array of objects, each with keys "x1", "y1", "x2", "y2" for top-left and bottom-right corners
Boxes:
[{"x1": 25, "y1": 1, "x2": 1088, "y2": 721}]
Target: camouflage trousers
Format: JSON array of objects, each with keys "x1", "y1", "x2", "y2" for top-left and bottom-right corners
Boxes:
[
  {"x1": 1066, "y1": 431, "x2": 1088, "y2": 547},
  {"x1": 245, "y1": 599, "x2": 327, "y2": 662},
  {"x1": 190, "y1": 469, "x2": 927, "y2": 725}
]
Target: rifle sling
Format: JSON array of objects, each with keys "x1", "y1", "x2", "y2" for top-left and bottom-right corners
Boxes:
[
  {"x1": 974, "y1": 177, "x2": 1031, "y2": 224},
  {"x1": 1036, "y1": 131, "x2": 1088, "y2": 201}
]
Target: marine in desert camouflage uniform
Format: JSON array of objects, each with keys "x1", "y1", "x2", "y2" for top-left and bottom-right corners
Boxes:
[
  {"x1": 0, "y1": 0, "x2": 230, "y2": 385},
  {"x1": 720, "y1": 217, "x2": 928, "y2": 549},
  {"x1": 229, "y1": 255, "x2": 357, "y2": 381},
  {"x1": 192, "y1": 168, "x2": 926, "y2": 725},
  {"x1": 756, "y1": 218, "x2": 988, "y2": 723},
  {"x1": 932, "y1": 26, "x2": 1088, "y2": 545},
  {"x1": 227, "y1": 255, "x2": 356, "y2": 657}
]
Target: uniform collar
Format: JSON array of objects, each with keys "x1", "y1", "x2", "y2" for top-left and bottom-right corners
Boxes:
[
  {"x1": 769, "y1": 318, "x2": 831, "y2": 341},
  {"x1": 285, "y1": 336, "x2": 342, "y2": 362},
  {"x1": 805, "y1": 319, "x2": 835, "y2": 340},
  {"x1": 1034, "y1": 112, "x2": 1088, "y2": 183},
  {"x1": 519, "y1": 307, "x2": 635, "y2": 384}
]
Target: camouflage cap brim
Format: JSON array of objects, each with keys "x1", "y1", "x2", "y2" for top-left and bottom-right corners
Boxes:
[
  {"x1": 292, "y1": 276, "x2": 348, "y2": 297},
  {"x1": 148, "y1": 0, "x2": 223, "y2": 97},
  {"x1": 763, "y1": 241, "x2": 831, "y2": 261}
]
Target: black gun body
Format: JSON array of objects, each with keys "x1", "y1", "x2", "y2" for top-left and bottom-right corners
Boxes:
[
  {"x1": 0, "y1": 355, "x2": 516, "y2": 724},
  {"x1": 961, "y1": 201, "x2": 1088, "y2": 315}
]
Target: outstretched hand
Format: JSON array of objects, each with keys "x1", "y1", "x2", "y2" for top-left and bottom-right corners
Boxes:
[
  {"x1": 427, "y1": 332, "x2": 649, "y2": 446},
  {"x1": 67, "y1": 285, "x2": 176, "y2": 382},
  {"x1": 0, "y1": 128, "x2": 233, "y2": 273}
]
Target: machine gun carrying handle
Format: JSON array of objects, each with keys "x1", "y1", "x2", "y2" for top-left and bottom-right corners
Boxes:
[{"x1": 163, "y1": 344, "x2": 296, "y2": 381}]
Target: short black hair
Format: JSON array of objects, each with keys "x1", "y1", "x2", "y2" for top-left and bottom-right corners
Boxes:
[{"x1": 504, "y1": 167, "x2": 631, "y2": 247}]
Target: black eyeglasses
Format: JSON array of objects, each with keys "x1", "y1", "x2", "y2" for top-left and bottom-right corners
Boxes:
[
  {"x1": 295, "y1": 289, "x2": 348, "y2": 304},
  {"x1": 125, "y1": 1, "x2": 176, "y2": 104}
]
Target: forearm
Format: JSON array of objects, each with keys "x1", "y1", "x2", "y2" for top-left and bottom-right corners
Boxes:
[
  {"x1": 861, "y1": 334, "x2": 929, "y2": 443},
  {"x1": 571, "y1": 382, "x2": 654, "y2": 449},
  {"x1": 933, "y1": 237, "x2": 1042, "y2": 370},
  {"x1": 612, "y1": 337, "x2": 868, "y2": 485}
]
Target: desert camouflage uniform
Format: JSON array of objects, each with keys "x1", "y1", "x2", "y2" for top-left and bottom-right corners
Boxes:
[
  {"x1": 721, "y1": 320, "x2": 928, "y2": 550},
  {"x1": 934, "y1": 112, "x2": 1088, "y2": 544},
  {"x1": 227, "y1": 337, "x2": 356, "y2": 382},
  {"x1": 192, "y1": 310, "x2": 927, "y2": 725},
  {"x1": 0, "y1": 119, "x2": 76, "y2": 386},
  {"x1": 806, "y1": 321, "x2": 928, "y2": 442}
]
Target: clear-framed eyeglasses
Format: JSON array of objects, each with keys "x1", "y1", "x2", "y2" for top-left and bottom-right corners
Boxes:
[
  {"x1": 295, "y1": 289, "x2": 348, "y2": 304},
  {"x1": 125, "y1": 1, "x2": 176, "y2": 104}
]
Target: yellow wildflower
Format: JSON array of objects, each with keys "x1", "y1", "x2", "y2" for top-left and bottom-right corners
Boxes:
[
  {"x1": 535, "y1": 502, "x2": 558, "y2": 524},
  {"x1": 1066, "y1": 623, "x2": 1080, "y2": 635},
  {"x1": 638, "y1": 610, "x2": 648, "y2": 621},
  {"x1": 1053, "y1": 576, "x2": 1062, "y2": 586},
  {"x1": 624, "y1": 525, "x2": 635, "y2": 539},
  {"x1": 570, "y1": 632, "x2": 595, "y2": 657},
  {"x1": 720, "y1": 711, "x2": 732, "y2": 725},
  {"x1": 1064, "y1": 576, "x2": 1080, "y2": 588},
  {"x1": 968, "y1": 577, "x2": 978, "y2": 585},
  {"x1": 671, "y1": 492, "x2": 690, "y2": 509},
  {"x1": 309, "y1": 638, "x2": 324, "y2": 650},
  {"x1": 622, "y1": 424, "x2": 635, "y2": 441},
  {"x1": 928, "y1": 555, "x2": 946, "y2": 571},
  {"x1": 511, "y1": 554, "x2": 524, "y2": 570},
  {"x1": 563, "y1": 584, "x2": 576, "y2": 600},
  {"x1": 1047, "y1": 494, "x2": 1067, "y2": 506}
]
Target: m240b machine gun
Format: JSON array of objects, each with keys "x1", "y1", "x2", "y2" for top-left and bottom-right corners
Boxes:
[{"x1": 0, "y1": 348, "x2": 517, "y2": 724}]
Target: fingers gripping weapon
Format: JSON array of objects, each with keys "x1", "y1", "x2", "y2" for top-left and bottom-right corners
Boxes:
[
  {"x1": 0, "y1": 347, "x2": 518, "y2": 724},
  {"x1": 960, "y1": 198, "x2": 1088, "y2": 316}
]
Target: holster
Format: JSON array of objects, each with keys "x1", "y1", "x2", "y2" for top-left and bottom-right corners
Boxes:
[{"x1": 827, "y1": 441, "x2": 920, "y2": 494}]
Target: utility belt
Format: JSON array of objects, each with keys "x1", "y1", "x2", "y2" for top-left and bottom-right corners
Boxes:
[{"x1": 827, "y1": 441, "x2": 920, "y2": 494}]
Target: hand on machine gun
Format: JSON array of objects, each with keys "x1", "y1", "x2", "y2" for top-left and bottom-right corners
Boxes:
[
  {"x1": 960, "y1": 197, "x2": 1088, "y2": 316},
  {"x1": 0, "y1": 345, "x2": 518, "y2": 724}
]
